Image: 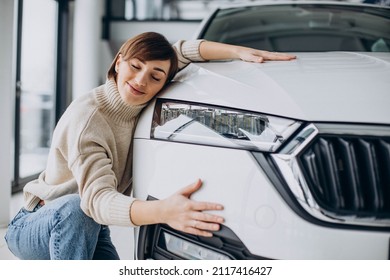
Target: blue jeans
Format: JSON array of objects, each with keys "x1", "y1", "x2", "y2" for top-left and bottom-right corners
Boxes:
[{"x1": 4, "y1": 194, "x2": 120, "y2": 260}]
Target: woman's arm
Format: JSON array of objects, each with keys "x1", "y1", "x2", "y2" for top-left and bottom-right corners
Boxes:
[
  {"x1": 174, "y1": 40, "x2": 296, "y2": 70},
  {"x1": 199, "y1": 40, "x2": 296, "y2": 63},
  {"x1": 130, "y1": 179, "x2": 224, "y2": 237}
]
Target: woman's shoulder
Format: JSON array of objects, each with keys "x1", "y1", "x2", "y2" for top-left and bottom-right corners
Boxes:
[
  {"x1": 52, "y1": 86, "x2": 107, "y2": 141},
  {"x1": 61, "y1": 90, "x2": 99, "y2": 124}
]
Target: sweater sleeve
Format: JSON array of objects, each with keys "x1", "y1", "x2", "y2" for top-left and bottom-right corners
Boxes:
[
  {"x1": 172, "y1": 39, "x2": 207, "y2": 70},
  {"x1": 69, "y1": 122, "x2": 138, "y2": 227},
  {"x1": 70, "y1": 143, "x2": 137, "y2": 227}
]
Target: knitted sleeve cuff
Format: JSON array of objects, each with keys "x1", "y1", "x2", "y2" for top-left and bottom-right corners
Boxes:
[
  {"x1": 180, "y1": 39, "x2": 207, "y2": 62},
  {"x1": 173, "y1": 39, "x2": 207, "y2": 70},
  {"x1": 106, "y1": 193, "x2": 139, "y2": 227}
]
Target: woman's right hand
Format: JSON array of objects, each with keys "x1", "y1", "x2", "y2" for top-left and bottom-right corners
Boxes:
[{"x1": 159, "y1": 179, "x2": 224, "y2": 237}]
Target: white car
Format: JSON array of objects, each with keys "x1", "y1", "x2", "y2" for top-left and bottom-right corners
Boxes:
[{"x1": 132, "y1": 2, "x2": 390, "y2": 260}]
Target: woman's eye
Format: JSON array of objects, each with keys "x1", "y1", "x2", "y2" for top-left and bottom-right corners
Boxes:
[
  {"x1": 152, "y1": 76, "x2": 161, "y2": 82},
  {"x1": 131, "y1": 64, "x2": 140, "y2": 70}
]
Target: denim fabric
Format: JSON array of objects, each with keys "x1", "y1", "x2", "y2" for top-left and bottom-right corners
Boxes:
[{"x1": 4, "y1": 194, "x2": 120, "y2": 260}]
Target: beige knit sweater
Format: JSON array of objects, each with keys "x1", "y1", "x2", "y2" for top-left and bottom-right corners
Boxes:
[{"x1": 23, "y1": 39, "x2": 205, "y2": 227}]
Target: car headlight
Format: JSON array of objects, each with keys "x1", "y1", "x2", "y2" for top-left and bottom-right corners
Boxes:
[{"x1": 151, "y1": 100, "x2": 302, "y2": 152}]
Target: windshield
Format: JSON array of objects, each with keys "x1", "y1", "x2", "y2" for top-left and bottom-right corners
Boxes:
[{"x1": 200, "y1": 4, "x2": 390, "y2": 52}]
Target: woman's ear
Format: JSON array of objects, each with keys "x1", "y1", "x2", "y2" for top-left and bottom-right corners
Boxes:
[{"x1": 115, "y1": 54, "x2": 122, "y2": 72}]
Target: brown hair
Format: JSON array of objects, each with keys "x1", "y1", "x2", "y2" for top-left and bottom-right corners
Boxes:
[{"x1": 107, "y1": 32, "x2": 178, "y2": 84}]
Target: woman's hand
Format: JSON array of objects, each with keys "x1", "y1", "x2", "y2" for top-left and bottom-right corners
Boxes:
[
  {"x1": 199, "y1": 41, "x2": 296, "y2": 63},
  {"x1": 236, "y1": 47, "x2": 297, "y2": 63},
  {"x1": 130, "y1": 179, "x2": 224, "y2": 237},
  {"x1": 160, "y1": 179, "x2": 224, "y2": 237}
]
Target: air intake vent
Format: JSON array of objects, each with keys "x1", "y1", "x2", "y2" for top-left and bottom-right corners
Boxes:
[{"x1": 298, "y1": 135, "x2": 390, "y2": 219}]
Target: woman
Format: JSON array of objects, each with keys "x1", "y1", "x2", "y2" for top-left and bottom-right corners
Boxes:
[{"x1": 5, "y1": 32, "x2": 296, "y2": 260}]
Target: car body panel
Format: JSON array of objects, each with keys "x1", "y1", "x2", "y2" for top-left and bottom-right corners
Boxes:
[
  {"x1": 133, "y1": 139, "x2": 389, "y2": 259},
  {"x1": 133, "y1": 52, "x2": 390, "y2": 259},
  {"x1": 142, "y1": 52, "x2": 390, "y2": 127}
]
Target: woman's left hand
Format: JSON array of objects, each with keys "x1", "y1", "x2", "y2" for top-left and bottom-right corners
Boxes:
[
  {"x1": 199, "y1": 41, "x2": 296, "y2": 63},
  {"x1": 237, "y1": 47, "x2": 297, "y2": 63}
]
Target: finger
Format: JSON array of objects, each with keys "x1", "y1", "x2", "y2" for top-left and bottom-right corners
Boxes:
[
  {"x1": 191, "y1": 201, "x2": 224, "y2": 211},
  {"x1": 263, "y1": 51, "x2": 296, "y2": 61},
  {"x1": 184, "y1": 226, "x2": 214, "y2": 237},
  {"x1": 192, "y1": 211, "x2": 224, "y2": 224},
  {"x1": 255, "y1": 56, "x2": 264, "y2": 63},
  {"x1": 247, "y1": 54, "x2": 264, "y2": 63},
  {"x1": 191, "y1": 219, "x2": 221, "y2": 232},
  {"x1": 177, "y1": 179, "x2": 202, "y2": 198}
]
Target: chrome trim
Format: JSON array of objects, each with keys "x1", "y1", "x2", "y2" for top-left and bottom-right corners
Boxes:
[
  {"x1": 272, "y1": 123, "x2": 390, "y2": 227},
  {"x1": 315, "y1": 123, "x2": 390, "y2": 137},
  {"x1": 279, "y1": 124, "x2": 319, "y2": 155}
]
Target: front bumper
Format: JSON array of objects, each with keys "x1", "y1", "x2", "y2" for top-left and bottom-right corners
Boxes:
[{"x1": 133, "y1": 139, "x2": 390, "y2": 259}]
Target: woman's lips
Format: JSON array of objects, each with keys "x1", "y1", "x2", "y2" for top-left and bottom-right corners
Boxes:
[{"x1": 128, "y1": 83, "x2": 145, "y2": 96}]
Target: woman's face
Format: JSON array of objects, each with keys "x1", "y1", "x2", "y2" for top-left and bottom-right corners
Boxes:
[{"x1": 115, "y1": 55, "x2": 171, "y2": 106}]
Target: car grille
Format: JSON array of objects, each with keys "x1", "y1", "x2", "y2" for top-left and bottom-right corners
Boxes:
[{"x1": 298, "y1": 135, "x2": 390, "y2": 219}]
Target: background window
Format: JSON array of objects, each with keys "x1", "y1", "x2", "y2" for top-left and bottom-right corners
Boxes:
[{"x1": 13, "y1": 0, "x2": 58, "y2": 192}]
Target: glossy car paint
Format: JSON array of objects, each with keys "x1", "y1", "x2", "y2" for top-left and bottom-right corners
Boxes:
[
  {"x1": 133, "y1": 52, "x2": 390, "y2": 259},
  {"x1": 136, "y1": 52, "x2": 390, "y2": 134}
]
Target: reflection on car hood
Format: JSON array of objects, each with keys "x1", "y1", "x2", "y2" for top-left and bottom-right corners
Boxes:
[{"x1": 160, "y1": 52, "x2": 390, "y2": 124}]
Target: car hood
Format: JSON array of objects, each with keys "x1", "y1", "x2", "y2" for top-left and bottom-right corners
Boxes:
[{"x1": 159, "y1": 52, "x2": 390, "y2": 124}]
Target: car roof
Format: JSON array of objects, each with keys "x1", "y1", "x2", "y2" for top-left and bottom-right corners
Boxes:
[{"x1": 159, "y1": 52, "x2": 390, "y2": 125}]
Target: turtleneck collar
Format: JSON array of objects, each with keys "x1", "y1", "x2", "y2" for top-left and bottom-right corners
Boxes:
[{"x1": 95, "y1": 79, "x2": 147, "y2": 126}]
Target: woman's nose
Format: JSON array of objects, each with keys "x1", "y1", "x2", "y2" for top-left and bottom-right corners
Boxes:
[{"x1": 135, "y1": 72, "x2": 147, "y2": 86}]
